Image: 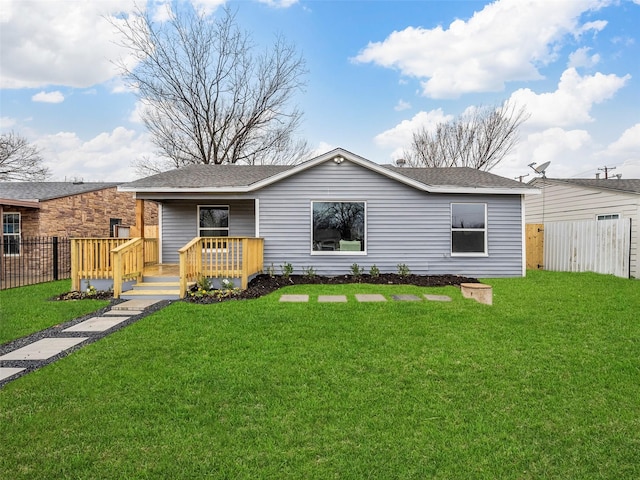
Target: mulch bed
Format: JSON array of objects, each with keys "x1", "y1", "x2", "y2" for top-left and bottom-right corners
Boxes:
[
  {"x1": 51, "y1": 273, "x2": 478, "y2": 304},
  {"x1": 186, "y1": 273, "x2": 479, "y2": 304}
]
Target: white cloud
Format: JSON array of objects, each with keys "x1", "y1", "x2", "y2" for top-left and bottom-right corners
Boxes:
[
  {"x1": 0, "y1": 0, "x2": 141, "y2": 89},
  {"x1": 34, "y1": 127, "x2": 156, "y2": 182},
  {"x1": 599, "y1": 123, "x2": 640, "y2": 178},
  {"x1": 352, "y1": 0, "x2": 612, "y2": 98},
  {"x1": 568, "y1": 47, "x2": 600, "y2": 68},
  {"x1": 509, "y1": 68, "x2": 630, "y2": 128},
  {"x1": 394, "y1": 99, "x2": 411, "y2": 112},
  {"x1": 1, "y1": 117, "x2": 17, "y2": 129},
  {"x1": 256, "y1": 0, "x2": 299, "y2": 7},
  {"x1": 32, "y1": 91, "x2": 65, "y2": 104},
  {"x1": 374, "y1": 109, "x2": 452, "y2": 159}
]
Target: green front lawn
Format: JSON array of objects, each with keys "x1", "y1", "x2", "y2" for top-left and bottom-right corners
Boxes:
[
  {"x1": 0, "y1": 280, "x2": 110, "y2": 344},
  {"x1": 1, "y1": 271, "x2": 639, "y2": 478}
]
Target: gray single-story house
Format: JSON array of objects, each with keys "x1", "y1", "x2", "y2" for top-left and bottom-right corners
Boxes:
[{"x1": 115, "y1": 148, "x2": 538, "y2": 291}]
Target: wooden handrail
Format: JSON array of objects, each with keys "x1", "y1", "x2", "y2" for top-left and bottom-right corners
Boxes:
[
  {"x1": 111, "y1": 238, "x2": 144, "y2": 298},
  {"x1": 178, "y1": 237, "x2": 264, "y2": 298},
  {"x1": 70, "y1": 238, "x2": 130, "y2": 291}
]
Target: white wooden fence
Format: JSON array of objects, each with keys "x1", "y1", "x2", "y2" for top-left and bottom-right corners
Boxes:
[{"x1": 544, "y1": 219, "x2": 631, "y2": 278}]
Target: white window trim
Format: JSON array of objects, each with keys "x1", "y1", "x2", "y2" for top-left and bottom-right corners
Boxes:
[
  {"x1": 2, "y1": 212, "x2": 21, "y2": 257},
  {"x1": 310, "y1": 200, "x2": 367, "y2": 255},
  {"x1": 596, "y1": 213, "x2": 620, "y2": 221},
  {"x1": 197, "y1": 205, "x2": 230, "y2": 237},
  {"x1": 198, "y1": 205, "x2": 229, "y2": 252},
  {"x1": 450, "y1": 203, "x2": 488, "y2": 257}
]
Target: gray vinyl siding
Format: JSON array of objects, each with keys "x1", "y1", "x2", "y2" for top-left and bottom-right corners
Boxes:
[
  {"x1": 525, "y1": 181, "x2": 639, "y2": 278},
  {"x1": 258, "y1": 161, "x2": 523, "y2": 277},
  {"x1": 151, "y1": 160, "x2": 524, "y2": 277},
  {"x1": 159, "y1": 199, "x2": 255, "y2": 263}
]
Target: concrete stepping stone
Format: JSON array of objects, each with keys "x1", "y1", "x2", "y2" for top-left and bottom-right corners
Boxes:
[
  {"x1": 111, "y1": 299, "x2": 160, "y2": 311},
  {"x1": 279, "y1": 294, "x2": 309, "y2": 302},
  {"x1": 63, "y1": 316, "x2": 131, "y2": 333},
  {"x1": 0, "y1": 337, "x2": 89, "y2": 361},
  {"x1": 355, "y1": 294, "x2": 387, "y2": 302},
  {"x1": 392, "y1": 294, "x2": 422, "y2": 301},
  {"x1": 103, "y1": 309, "x2": 143, "y2": 316},
  {"x1": 424, "y1": 294, "x2": 452, "y2": 302},
  {"x1": 0, "y1": 367, "x2": 26, "y2": 381},
  {"x1": 318, "y1": 295, "x2": 347, "y2": 303}
]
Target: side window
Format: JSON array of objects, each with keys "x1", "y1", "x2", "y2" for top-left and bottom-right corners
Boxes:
[
  {"x1": 2, "y1": 212, "x2": 21, "y2": 256},
  {"x1": 312, "y1": 201, "x2": 366, "y2": 254},
  {"x1": 451, "y1": 203, "x2": 487, "y2": 256},
  {"x1": 596, "y1": 214, "x2": 619, "y2": 221}
]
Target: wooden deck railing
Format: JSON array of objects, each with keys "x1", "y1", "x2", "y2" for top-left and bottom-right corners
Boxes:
[
  {"x1": 70, "y1": 238, "x2": 131, "y2": 291},
  {"x1": 70, "y1": 237, "x2": 159, "y2": 296},
  {"x1": 178, "y1": 237, "x2": 264, "y2": 298}
]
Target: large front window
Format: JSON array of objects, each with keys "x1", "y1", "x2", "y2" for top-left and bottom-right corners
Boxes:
[
  {"x1": 451, "y1": 203, "x2": 487, "y2": 255},
  {"x1": 2, "y1": 212, "x2": 20, "y2": 256},
  {"x1": 198, "y1": 206, "x2": 229, "y2": 237},
  {"x1": 312, "y1": 201, "x2": 365, "y2": 253}
]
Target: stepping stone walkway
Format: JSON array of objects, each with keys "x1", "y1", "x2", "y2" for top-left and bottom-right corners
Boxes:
[
  {"x1": 278, "y1": 293, "x2": 452, "y2": 303},
  {"x1": 0, "y1": 299, "x2": 165, "y2": 387}
]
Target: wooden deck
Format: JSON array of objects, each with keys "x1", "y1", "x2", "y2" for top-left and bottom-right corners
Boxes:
[{"x1": 143, "y1": 264, "x2": 180, "y2": 277}]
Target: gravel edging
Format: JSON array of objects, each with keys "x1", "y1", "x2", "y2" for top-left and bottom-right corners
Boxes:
[{"x1": 0, "y1": 299, "x2": 172, "y2": 388}]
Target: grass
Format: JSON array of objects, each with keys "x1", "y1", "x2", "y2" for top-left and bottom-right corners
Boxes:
[
  {"x1": 1, "y1": 271, "x2": 639, "y2": 478},
  {"x1": 0, "y1": 280, "x2": 110, "y2": 344}
]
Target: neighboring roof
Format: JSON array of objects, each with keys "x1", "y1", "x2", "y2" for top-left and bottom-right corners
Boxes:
[
  {"x1": 0, "y1": 182, "x2": 121, "y2": 202},
  {"x1": 530, "y1": 177, "x2": 640, "y2": 195},
  {"x1": 120, "y1": 148, "x2": 539, "y2": 195}
]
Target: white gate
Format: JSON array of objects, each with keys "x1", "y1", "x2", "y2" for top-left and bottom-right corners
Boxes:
[{"x1": 544, "y1": 219, "x2": 631, "y2": 278}]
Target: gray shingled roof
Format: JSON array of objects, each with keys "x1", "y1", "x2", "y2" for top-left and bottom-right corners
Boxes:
[
  {"x1": 540, "y1": 178, "x2": 640, "y2": 195},
  {"x1": 0, "y1": 182, "x2": 121, "y2": 201},
  {"x1": 123, "y1": 164, "x2": 293, "y2": 189},
  {"x1": 122, "y1": 162, "x2": 528, "y2": 191},
  {"x1": 384, "y1": 166, "x2": 527, "y2": 189}
]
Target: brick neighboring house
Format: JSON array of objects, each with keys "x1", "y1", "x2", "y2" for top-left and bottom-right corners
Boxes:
[{"x1": 0, "y1": 182, "x2": 158, "y2": 288}]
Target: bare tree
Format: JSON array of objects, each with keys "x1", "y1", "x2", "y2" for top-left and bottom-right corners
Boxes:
[
  {"x1": 403, "y1": 101, "x2": 529, "y2": 171},
  {"x1": 111, "y1": 5, "x2": 309, "y2": 175},
  {"x1": 0, "y1": 132, "x2": 50, "y2": 181}
]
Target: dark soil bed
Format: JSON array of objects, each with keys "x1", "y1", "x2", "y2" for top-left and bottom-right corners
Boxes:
[
  {"x1": 51, "y1": 273, "x2": 478, "y2": 304},
  {"x1": 186, "y1": 273, "x2": 479, "y2": 304}
]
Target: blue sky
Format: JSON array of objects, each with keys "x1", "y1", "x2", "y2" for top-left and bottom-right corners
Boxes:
[{"x1": 1, "y1": 0, "x2": 639, "y2": 182}]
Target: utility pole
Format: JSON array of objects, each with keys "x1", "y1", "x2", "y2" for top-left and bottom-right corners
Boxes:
[{"x1": 598, "y1": 166, "x2": 616, "y2": 179}]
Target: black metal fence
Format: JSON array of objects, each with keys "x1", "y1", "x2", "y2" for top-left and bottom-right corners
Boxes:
[{"x1": 0, "y1": 237, "x2": 71, "y2": 290}]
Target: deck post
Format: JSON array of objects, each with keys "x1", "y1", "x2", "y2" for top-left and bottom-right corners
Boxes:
[
  {"x1": 112, "y1": 249, "x2": 122, "y2": 298},
  {"x1": 70, "y1": 239, "x2": 79, "y2": 291},
  {"x1": 241, "y1": 238, "x2": 249, "y2": 289}
]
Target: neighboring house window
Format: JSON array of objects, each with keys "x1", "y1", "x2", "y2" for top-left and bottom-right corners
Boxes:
[
  {"x1": 451, "y1": 203, "x2": 487, "y2": 255},
  {"x1": 109, "y1": 218, "x2": 122, "y2": 237},
  {"x1": 2, "y1": 212, "x2": 20, "y2": 256},
  {"x1": 596, "y1": 214, "x2": 619, "y2": 221},
  {"x1": 312, "y1": 201, "x2": 365, "y2": 253}
]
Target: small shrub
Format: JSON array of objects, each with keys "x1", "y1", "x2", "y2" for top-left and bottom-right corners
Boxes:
[
  {"x1": 221, "y1": 278, "x2": 235, "y2": 290},
  {"x1": 197, "y1": 275, "x2": 212, "y2": 291},
  {"x1": 397, "y1": 263, "x2": 411, "y2": 277},
  {"x1": 266, "y1": 263, "x2": 276, "y2": 278},
  {"x1": 302, "y1": 266, "x2": 316, "y2": 278},
  {"x1": 350, "y1": 263, "x2": 364, "y2": 278},
  {"x1": 280, "y1": 262, "x2": 294, "y2": 280},
  {"x1": 85, "y1": 281, "x2": 97, "y2": 297},
  {"x1": 369, "y1": 264, "x2": 380, "y2": 278}
]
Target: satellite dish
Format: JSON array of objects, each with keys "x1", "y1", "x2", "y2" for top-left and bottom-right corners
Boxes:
[{"x1": 534, "y1": 161, "x2": 551, "y2": 174}]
